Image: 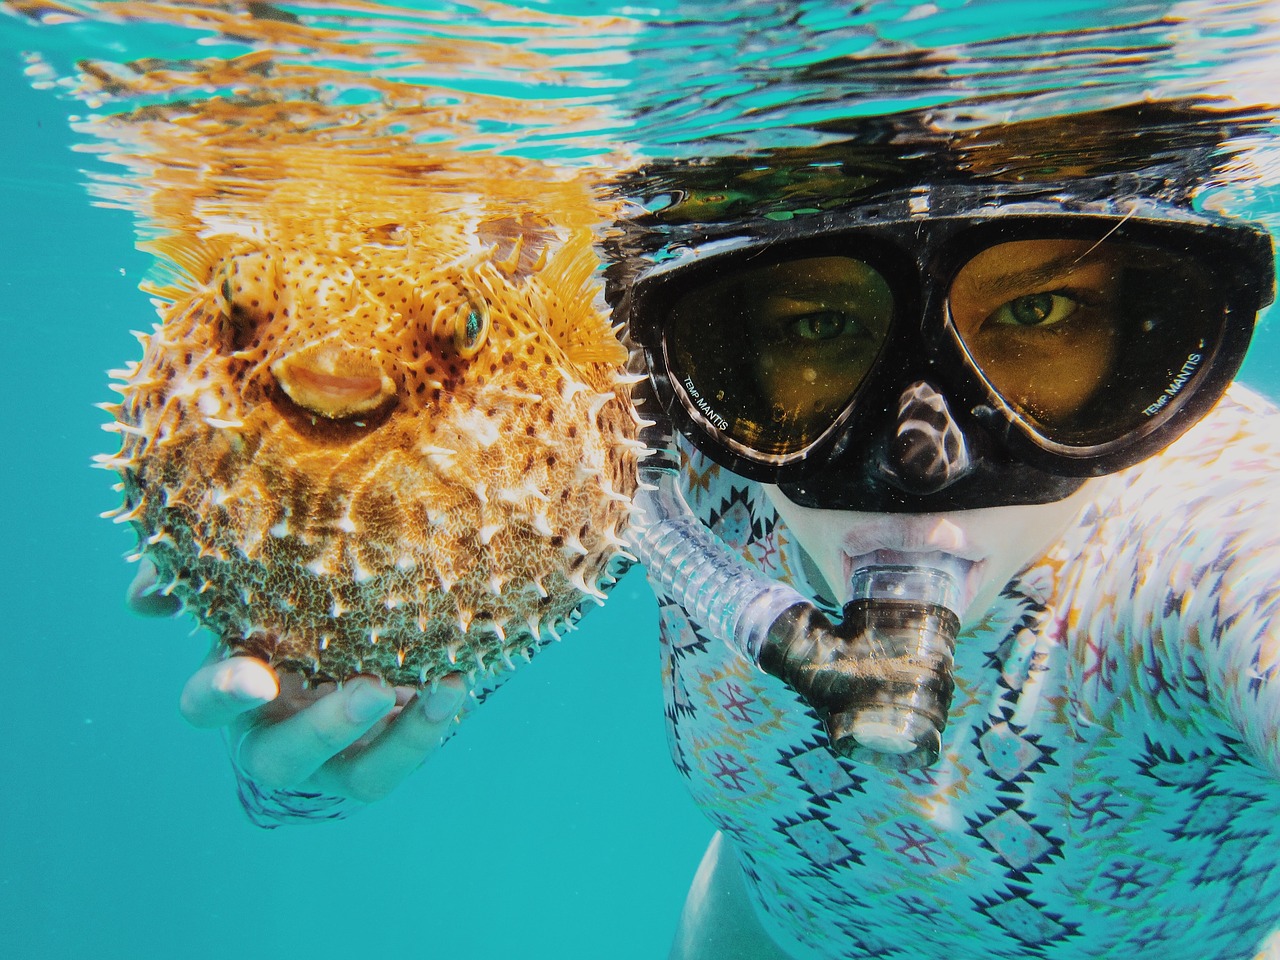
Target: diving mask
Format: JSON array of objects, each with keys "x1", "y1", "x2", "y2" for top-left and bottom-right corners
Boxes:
[{"x1": 623, "y1": 192, "x2": 1274, "y2": 511}]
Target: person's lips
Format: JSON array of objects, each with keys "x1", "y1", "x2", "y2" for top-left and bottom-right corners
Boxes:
[{"x1": 838, "y1": 515, "x2": 979, "y2": 558}]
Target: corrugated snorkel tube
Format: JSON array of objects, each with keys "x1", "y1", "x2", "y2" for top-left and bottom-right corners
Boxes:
[{"x1": 629, "y1": 414, "x2": 963, "y2": 770}]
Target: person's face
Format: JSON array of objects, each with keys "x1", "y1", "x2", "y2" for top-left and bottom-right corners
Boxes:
[
  {"x1": 742, "y1": 239, "x2": 1124, "y2": 430},
  {"x1": 764, "y1": 483, "x2": 1095, "y2": 625},
  {"x1": 741, "y1": 240, "x2": 1121, "y2": 605}
]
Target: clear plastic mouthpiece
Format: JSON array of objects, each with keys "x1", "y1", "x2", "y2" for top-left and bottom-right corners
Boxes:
[
  {"x1": 830, "y1": 552, "x2": 967, "y2": 766},
  {"x1": 848, "y1": 552, "x2": 969, "y2": 613}
]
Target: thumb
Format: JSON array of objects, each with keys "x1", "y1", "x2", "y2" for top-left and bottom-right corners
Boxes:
[{"x1": 126, "y1": 557, "x2": 183, "y2": 618}]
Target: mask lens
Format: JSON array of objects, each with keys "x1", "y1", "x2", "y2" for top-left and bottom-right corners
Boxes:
[
  {"x1": 948, "y1": 238, "x2": 1222, "y2": 447},
  {"x1": 665, "y1": 256, "x2": 895, "y2": 458}
]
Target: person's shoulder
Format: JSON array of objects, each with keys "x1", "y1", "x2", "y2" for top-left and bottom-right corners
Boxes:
[
  {"x1": 1058, "y1": 382, "x2": 1280, "y2": 593},
  {"x1": 1181, "y1": 381, "x2": 1279, "y2": 455},
  {"x1": 1052, "y1": 384, "x2": 1280, "y2": 700},
  {"x1": 1117, "y1": 382, "x2": 1280, "y2": 502}
]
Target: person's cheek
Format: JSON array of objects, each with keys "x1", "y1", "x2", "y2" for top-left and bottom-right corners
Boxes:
[
  {"x1": 1022, "y1": 327, "x2": 1117, "y2": 419},
  {"x1": 972, "y1": 326, "x2": 1116, "y2": 421}
]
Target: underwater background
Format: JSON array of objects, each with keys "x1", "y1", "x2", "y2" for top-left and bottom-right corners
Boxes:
[{"x1": 2, "y1": 2, "x2": 1280, "y2": 959}]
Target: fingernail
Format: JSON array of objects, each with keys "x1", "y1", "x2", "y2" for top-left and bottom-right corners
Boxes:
[
  {"x1": 229, "y1": 663, "x2": 278, "y2": 703},
  {"x1": 346, "y1": 681, "x2": 394, "y2": 724},
  {"x1": 422, "y1": 681, "x2": 467, "y2": 723},
  {"x1": 214, "y1": 660, "x2": 277, "y2": 704}
]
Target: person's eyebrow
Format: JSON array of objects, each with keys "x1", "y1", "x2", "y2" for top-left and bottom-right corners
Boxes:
[
  {"x1": 760, "y1": 275, "x2": 884, "y2": 300},
  {"x1": 957, "y1": 251, "x2": 1100, "y2": 303}
]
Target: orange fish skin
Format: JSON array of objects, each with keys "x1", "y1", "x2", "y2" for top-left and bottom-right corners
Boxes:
[{"x1": 101, "y1": 209, "x2": 639, "y2": 686}]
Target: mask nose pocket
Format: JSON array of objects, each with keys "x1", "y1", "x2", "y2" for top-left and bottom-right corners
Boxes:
[{"x1": 881, "y1": 381, "x2": 972, "y2": 494}]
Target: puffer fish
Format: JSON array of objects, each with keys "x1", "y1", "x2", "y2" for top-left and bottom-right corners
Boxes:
[{"x1": 98, "y1": 194, "x2": 641, "y2": 686}]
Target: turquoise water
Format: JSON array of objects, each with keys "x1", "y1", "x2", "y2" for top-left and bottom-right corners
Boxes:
[
  {"x1": 3, "y1": 2, "x2": 1280, "y2": 959},
  {"x1": 0, "y1": 60, "x2": 708, "y2": 960}
]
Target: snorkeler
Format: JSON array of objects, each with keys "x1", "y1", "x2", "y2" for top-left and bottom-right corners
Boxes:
[
  {"x1": 158, "y1": 102, "x2": 1280, "y2": 958},
  {"x1": 617, "y1": 188, "x2": 1280, "y2": 960}
]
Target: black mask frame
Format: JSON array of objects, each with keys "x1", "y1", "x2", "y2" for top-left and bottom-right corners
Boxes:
[{"x1": 622, "y1": 196, "x2": 1274, "y2": 511}]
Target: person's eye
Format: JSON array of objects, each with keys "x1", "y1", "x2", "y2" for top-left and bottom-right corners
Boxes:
[
  {"x1": 789, "y1": 310, "x2": 861, "y2": 341},
  {"x1": 988, "y1": 291, "x2": 1080, "y2": 328}
]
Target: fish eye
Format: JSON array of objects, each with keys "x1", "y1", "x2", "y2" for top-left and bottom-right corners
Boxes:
[
  {"x1": 214, "y1": 252, "x2": 271, "y2": 321},
  {"x1": 218, "y1": 275, "x2": 235, "y2": 311},
  {"x1": 214, "y1": 259, "x2": 260, "y2": 352},
  {"x1": 215, "y1": 262, "x2": 245, "y2": 319},
  {"x1": 453, "y1": 296, "x2": 490, "y2": 358}
]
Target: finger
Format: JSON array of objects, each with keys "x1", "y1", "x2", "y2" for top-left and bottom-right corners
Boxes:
[
  {"x1": 180, "y1": 656, "x2": 280, "y2": 729},
  {"x1": 234, "y1": 677, "x2": 396, "y2": 790},
  {"x1": 126, "y1": 558, "x2": 183, "y2": 618},
  {"x1": 310, "y1": 674, "x2": 469, "y2": 803}
]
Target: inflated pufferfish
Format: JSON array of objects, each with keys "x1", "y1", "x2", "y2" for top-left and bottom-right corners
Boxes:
[{"x1": 100, "y1": 210, "x2": 640, "y2": 686}]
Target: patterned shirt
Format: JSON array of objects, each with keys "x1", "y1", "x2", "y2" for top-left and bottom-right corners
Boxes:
[{"x1": 658, "y1": 384, "x2": 1280, "y2": 960}]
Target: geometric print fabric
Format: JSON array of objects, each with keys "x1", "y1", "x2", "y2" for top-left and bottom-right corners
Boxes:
[{"x1": 656, "y1": 386, "x2": 1280, "y2": 960}]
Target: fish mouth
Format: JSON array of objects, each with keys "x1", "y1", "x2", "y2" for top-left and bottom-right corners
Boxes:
[{"x1": 271, "y1": 344, "x2": 397, "y2": 419}]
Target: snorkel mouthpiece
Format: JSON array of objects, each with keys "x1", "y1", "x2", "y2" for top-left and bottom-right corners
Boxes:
[
  {"x1": 759, "y1": 557, "x2": 963, "y2": 769},
  {"x1": 631, "y1": 416, "x2": 962, "y2": 770}
]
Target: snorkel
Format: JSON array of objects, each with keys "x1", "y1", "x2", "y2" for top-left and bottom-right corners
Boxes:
[{"x1": 631, "y1": 410, "x2": 966, "y2": 770}]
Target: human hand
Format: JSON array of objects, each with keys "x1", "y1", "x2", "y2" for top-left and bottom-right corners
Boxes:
[
  {"x1": 181, "y1": 657, "x2": 468, "y2": 802},
  {"x1": 128, "y1": 559, "x2": 469, "y2": 803},
  {"x1": 126, "y1": 556, "x2": 184, "y2": 618}
]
